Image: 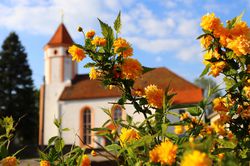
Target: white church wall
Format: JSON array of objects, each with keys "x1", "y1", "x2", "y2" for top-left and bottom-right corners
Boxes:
[
  {"x1": 64, "y1": 57, "x2": 72, "y2": 81},
  {"x1": 43, "y1": 82, "x2": 70, "y2": 144},
  {"x1": 59, "y1": 97, "x2": 146, "y2": 146},
  {"x1": 50, "y1": 58, "x2": 61, "y2": 83},
  {"x1": 58, "y1": 97, "x2": 184, "y2": 147}
]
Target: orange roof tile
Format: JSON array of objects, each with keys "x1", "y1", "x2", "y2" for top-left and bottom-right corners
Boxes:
[
  {"x1": 59, "y1": 75, "x2": 122, "y2": 100},
  {"x1": 45, "y1": 23, "x2": 73, "y2": 48},
  {"x1": 133, "y1": 67, "x2": 203, "y2": 104},
  {"x1": 59, "y1": 67, "x2": 203, "y2": 104}
]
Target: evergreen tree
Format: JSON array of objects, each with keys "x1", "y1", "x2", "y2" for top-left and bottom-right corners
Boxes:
[{"x1": 0, "y1": 32, "x2": 38, "y2": 145}]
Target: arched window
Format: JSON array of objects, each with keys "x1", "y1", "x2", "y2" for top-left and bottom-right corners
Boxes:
[
  {"x1": 80, "y1": 107, "x2": 93, "y2": 146},
  {"x1": 112, "y1": 105, "x2": 123, "y2": 121}
]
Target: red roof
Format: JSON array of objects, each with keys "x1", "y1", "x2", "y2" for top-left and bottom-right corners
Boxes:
[
  {"x1": 59, "y1": 67, "x2": 203, "y2": 104},
  {"x1": 133, "y1": 67, "x2": 203, "y2": 104},
  {"x1": 45, "y1": 23, "x2": 73, "y2": 48}
]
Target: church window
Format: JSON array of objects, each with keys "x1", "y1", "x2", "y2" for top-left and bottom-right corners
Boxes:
[
  {"x1": 82, "y1": 108, "x2": 92, "y2": 145},
  {"x1": 54, "y1": 49, "x2": 58, "y2": 55},
  {"x1": 112, "y1": 105, "x2": 122, "y2": 121}
]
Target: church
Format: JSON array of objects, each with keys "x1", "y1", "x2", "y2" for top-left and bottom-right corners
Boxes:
[{"x1": 38, "y1": 23, "x2": 203, "y2": 148}]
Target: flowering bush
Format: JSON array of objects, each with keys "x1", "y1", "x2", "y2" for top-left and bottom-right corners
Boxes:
[
  {"x1": 42, "y1": 12, "x2": 250, "y2": 165},
  {"x1": 0, "y1": 117, "x2": 22, "y2": 166}
]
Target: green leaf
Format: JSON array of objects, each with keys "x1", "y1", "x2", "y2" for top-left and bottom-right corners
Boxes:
[
  {"x1": 105, "y1": 144, "x2": 121, "y2": 153},
  {"x1": 62, "y1": 128, "x2": 70, "y2": 132},
  {"x1": 139, "y1": 98, "x2": 148, "y2": 105},
  {"x1": 200, "y1": 64, "x2": 211, "y2": 77},
  {"x1": 91, "y1": 127, "x2": 109, "y2": 131},
  {"x1": 114, "y1": 11, "x2": 121, "y2": 34},
  {"x1": 165, "y1": 132, "x2": 178, "y2": 141},
  {"x1": 187, "y1": 107, "x2": 202, "y2": 116},
  {"x1": 118, "y1": 95, "x2": 126, "y2": 105},
  {"x1": 38, "y1": 149, "x2": 48, "y2": 160},
  {"x1": 216, "y1": 138, "x2": 237, "y2": 149},
  {"x1": 161, "y1": 123, "x2": 168, "y2": 136},
  {"x1": 54, "y1": 138, "x2": 65, "y2": 152},
  {"x1": 48, "y1": 136, "x2": 58, "y2": 146},
  {"x1": 227, "y1": 11, "x2": 244, "y2": 29},
  {"x1": 0, "y1": 144, "x2": 8, "y2": 159},
  {"x1": 98, "y1": 18, "x2": 114, "y2": 40},
  {"x1": 126, "y1": 115, "x2": 133, "y2": 125},
  {"x1": 202, "y1": 29, "x2": 211, "y2": 34},
  {"x1": 12, "y1": 146, "x2": 26, "y2": 157},
  {"x1": 169, "y1": 103, "x2": 197, "y2": 110},
  {"x1": 83, "y1": 63, "x2": 95, "y2": 68},
  {"x1": 223, "y1": 77, "x2": 236, "y2": 90},
  {"x1": 53, "y1": 118, "x2": 61, "y2": 128}
]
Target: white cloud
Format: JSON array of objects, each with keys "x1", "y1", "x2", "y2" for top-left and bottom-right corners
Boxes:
[
  {"x1": 176, "y1": 44, "x2": 202, "y2": 61},
  {"x1": 128, "y1": 37, "x2": 184, "y2": 53},
  {"x1": 0, "y1": 0, "x2": 202, "y2": 63}
]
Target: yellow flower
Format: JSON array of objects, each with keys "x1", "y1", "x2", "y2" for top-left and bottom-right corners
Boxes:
[
  {"x1": 241, "y1": 108, "x2": 250, "y2": 119},
  {"x1": 121, "y1": 58, "x2": 142, "y2": 80},
  {"x1": 149, "y1": 141, "x2": 178, "y2": 165},
  {"x1": 81, "y1": 155, "x2": 91, "y2": 166},
  {"x1": 200, "y1": 35, "x2": 213, "y2": 49},
  {"x1": 2, "y1": 156, "x2": 17, "y2": 166},
  {"x1": 200, "y1": 13, "x2": 221, "y2": 32},
  {"x1": 91, "y1": 36, "x2": 106, "y2": 46},
  {"x1": 86, "y1": 30, "x2": 95, "y2": 38},
  {"x1": 231, "y1": 21, "x2": 250, "y2": 37},
  {"x1": 40, "y1": 160, "x2": 50, "y2": 166},
  {"x1": 91, "y1": 150, "x2": 97, "y2": 157},
  {"x1": 209, "y1": 61, "x2": 226, "y2": 77},
  {"x1": 119, "y1": 128, "x2": 140, "y2": 147},
  {"x1": 113, "y1": 38, "x2": 133, "y2": 57},
  {"x1": 89, "y1": 67, "x2": 97, "y2": 80},
  {"x1": 181, "y1": 150, "x2": 212, "y2": 166},
  {"x1": 203, "y1": 50, "x2": 221, "y2": 66},
  {"x1": 211, "y1": 120, "x2": 226, "y2": 136},
  {"x1": 68, "y1": 45, "x2": 86, "y2": 62},
  {"x1": 203, "y1": 51, "x2": 212, "y2": 65},
  {"x1": 180, "y1": 112, "x2": 189, "y2": 121},
  {"x1": 174, "y1": 125, "x2": 184, "y2": 135},
  {"x1": 144, "y1": 85, "x2": 164, "y2": 108},
  {"x1": 243, "y1": 86, "x2": 250, "y2": 98},
  {"x1": 218, "y1": 153, "x2": 225, "y2": 160},
  {"x1": 227, "y1": 35, "x2": 250, "y2": 56},
  {"x1": 247, "y1": 65, "x2": 250, "y2": 74},
  {"x1": 213, "y1": 97, "x2": 228, "y2": 112}
]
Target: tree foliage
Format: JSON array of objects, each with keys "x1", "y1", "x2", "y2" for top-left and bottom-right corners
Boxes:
[{"x1": 0, "y1": 32, "x2": 38, "y2": 145}]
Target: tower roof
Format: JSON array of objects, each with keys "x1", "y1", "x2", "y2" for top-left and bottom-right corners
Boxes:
[{"x1": 45, "y1": 23, "x2": 73, "y2": 48}]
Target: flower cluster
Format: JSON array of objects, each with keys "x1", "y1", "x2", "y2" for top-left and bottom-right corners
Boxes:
[
  {"x1": 40, "y1": 160, "x2": 50, "y2": 166},
  {"x1": 200, "y1": 13, "x2": 250, "y2": 141},
  {"x1": 200, "y1": 13, "x2": 250, "y2": 77},
  {"x1": 63, "y1": 12, "x2": 250, "y2": 166},
  {"x1": 144, "y1": 85, "x2": 164, "y2": 108},
  {"x1": 119, "y1": 128, "x2": 140, "y2": 147},
  {"x1": 181, "y1": 150, "x2": 212, "y2": 166},
  {"x1": 1, "y1": 156, "x2": 17, "y2": 166},
  {"x1": 149, "y1": 141, "x2": 178, "y2": 165},
  {"x1": 68, "y1": 45, "x2": 86, "y2": 62}
]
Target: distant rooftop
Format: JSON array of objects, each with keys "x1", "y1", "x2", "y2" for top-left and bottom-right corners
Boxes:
[{"x1": 59, "y1": 67, "x2": 203, "y2": 105}]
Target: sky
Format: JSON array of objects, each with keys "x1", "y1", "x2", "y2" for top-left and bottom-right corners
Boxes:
[{"x1": 0, "y1": 0, "x2": 250, "y2": 88}]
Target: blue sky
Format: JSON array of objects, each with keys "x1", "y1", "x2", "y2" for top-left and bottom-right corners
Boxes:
[{"x1": 0, "y1": 0, "x2": 250, "y2": 88}]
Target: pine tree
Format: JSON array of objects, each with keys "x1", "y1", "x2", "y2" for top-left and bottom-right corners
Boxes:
[{"x1": 0, "y1": 32, "x2": 38, "y2": 145}]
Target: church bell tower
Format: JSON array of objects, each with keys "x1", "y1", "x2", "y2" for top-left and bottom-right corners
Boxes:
[{"x1": 39, "y1": 23, "x2": 77, "y2": 145}]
